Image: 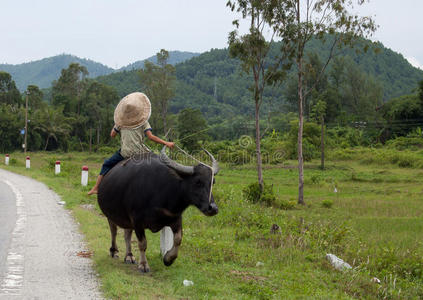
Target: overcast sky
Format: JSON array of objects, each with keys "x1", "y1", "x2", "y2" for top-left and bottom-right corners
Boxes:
[{"x1": 0, "y1": 0, "x2": 422, "y2": 70}]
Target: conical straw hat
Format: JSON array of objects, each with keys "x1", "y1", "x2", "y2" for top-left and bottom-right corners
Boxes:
[{"x1": 114, "y1": 92, "x2": 151, "y2": 129}]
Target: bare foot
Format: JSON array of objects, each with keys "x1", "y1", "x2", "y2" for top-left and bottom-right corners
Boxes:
[{"x1": 87, "y1": 188, "x2": 98, "y2": 195}]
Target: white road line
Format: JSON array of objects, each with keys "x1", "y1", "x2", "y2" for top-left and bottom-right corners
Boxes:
[{"x1": 0, "y1": 180, "x2": 26, "y2": 296}]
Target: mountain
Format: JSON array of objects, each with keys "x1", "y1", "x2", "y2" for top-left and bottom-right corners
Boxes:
[
  {"x1": 0, "y1": 54, "x2": 114, "y2": 91},
  {"x1": 95, "y1": 40, "x2": 423, "y2": 121},
  {"x1": 0, "y1": 51, "x2": 200, "y2": 91},
  {"x1": 117, "y1": 51, "x2": 200, "y2": 72}
]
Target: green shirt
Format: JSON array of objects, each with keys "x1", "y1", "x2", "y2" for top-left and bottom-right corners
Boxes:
[{"x1": 118, "y1": 122, "x2": 152, "y2": 158}]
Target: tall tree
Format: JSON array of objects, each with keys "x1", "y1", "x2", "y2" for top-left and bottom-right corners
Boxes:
[
  {"x1": 177, "y1": 108, "x2": 209, "y2": 151},
  {"x1": 82, "y1": 81, "x2": 119, "y2": 151},
  {"x1": 227, "y1": 0, "x2": 285, "y2": 188},
  {"x1": 270, "y1": 0, "x2": 376, "y2": 204},
  {"x1": 52, "y1": 63, "x2": 88, "y2": 116},
  {"x1": 0, "y1": 71, "x2": 21, "y2": 106},
  {"x1": 27, "y1": 85, "x2": 45, "y2": 111},
  {"x1": 32, "y1": 106, "x2": 72, "y2": 151},
  {"x1": 139, "y1": 49, "x2": 175, "y2": 134}
]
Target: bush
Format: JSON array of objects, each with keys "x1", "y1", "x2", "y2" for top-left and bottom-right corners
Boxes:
[
  {"x1": 385, "y1": 136, "x2": 423, "y2": 151},
  {"x1": 243, "y1": 182, "x2": 276, "y2": 206},
  {"x1": 321, "y1": 199, "x2": 334, "y2": 208},
  {"x1": 285, "y1": 121, "x2": 321, "y2": 161}
]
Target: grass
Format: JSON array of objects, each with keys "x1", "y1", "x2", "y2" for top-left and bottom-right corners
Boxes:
[{"x1": 1, "y1": 148, "x2": 422, "y2": 299}]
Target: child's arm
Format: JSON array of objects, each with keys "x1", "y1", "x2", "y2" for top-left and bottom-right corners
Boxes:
[
  {"x1": 145, "y1": 130, "x2": 174, "y2": 149},
  {"x1": 110, "y1": 126, "x2": 120, "y2": 138}
]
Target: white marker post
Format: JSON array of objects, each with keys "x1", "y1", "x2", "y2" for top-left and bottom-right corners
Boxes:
[
  {"x1": 55, "y1": 161, "x2": 61, "y2": 175},
  {"x1": 5, "y1": 154, "x2": 9, "y2": 165},
  {"x1": 81, "y1": 166, "x2": 88, "y2": 186},
  {"x1": 26, "y1": 156, "x2": 30, "y2": 169}
]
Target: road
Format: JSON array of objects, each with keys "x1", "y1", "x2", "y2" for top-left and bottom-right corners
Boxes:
[{"x1": 0, "y1": 169, "x2": 103, "y2": 299}]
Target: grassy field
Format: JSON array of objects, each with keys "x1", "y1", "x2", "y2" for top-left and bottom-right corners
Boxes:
[{"x1": 1, "y1": 148, "x2": 422, "y2": 299}]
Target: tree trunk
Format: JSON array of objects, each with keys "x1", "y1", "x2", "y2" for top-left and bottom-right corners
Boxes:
[
  {"x1": 163, "y1": 111, "x2": 167, "y2": 136},
  {"x1": 96, "y1": 125, "x2": 100, "y2": 146},
  {"x1": 89, "y1": 128, "x2": 92, "y2": 153},
  {"x1": 297, "y1": 0, "x2": 305, "y2": 205},
  {"x1": 44, "y1": 136, "x2": 49, "y2": 151},
  {"x1": 297, "y1": 66, "x2": 305, "y2": 205},
  {"x1": 321, "y1": 116, "x2": 325, "y2": 170},
  {"x1": 255, "y1": 99, "x2": 263, "y2": 188}
]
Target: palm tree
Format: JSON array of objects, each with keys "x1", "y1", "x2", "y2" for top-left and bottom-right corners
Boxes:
[{"x1": 33, "y1": 106, "x2": 72, "y2": 150}]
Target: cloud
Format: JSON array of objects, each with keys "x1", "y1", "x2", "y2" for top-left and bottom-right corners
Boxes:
[{"x1": 405, "y1": 57, "x2": 423, "y2": 70}]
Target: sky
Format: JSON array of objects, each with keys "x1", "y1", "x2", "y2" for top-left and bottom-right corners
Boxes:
[{"x1": 0, "y1": 0, "x2": 422, "y2": 70}]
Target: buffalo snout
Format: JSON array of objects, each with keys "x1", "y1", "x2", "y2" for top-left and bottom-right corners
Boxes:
[{"x1": 203, "y1": 202, "x2": 218, "y2": 216}]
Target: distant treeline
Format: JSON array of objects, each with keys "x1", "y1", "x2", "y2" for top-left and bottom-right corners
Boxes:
[{"x1": 0, "y1": 37, "x2": 422, "y2": 152}]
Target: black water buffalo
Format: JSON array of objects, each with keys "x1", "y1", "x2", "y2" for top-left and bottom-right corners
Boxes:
[{"x1": 97, "y1": 146, "x2": 219, "y2": 273}]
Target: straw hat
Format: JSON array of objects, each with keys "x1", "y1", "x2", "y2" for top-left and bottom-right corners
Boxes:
[{"x1": 114, "y1": 92, "x2": 151, "y2": 129}]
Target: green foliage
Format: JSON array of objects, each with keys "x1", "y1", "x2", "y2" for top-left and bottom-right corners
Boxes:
[
  {"x1": 243, "y1": 182, "x2": 276, "y2": 206},
  {"x1": 0, "y1": 103, "x2": 23, "y2": 152},
  {"x1": 0, "y1": 71, "x2": 21, "y2": 106},
  {"x1": 321, "y1": 199, "x2": 334, "y2": 208},
  {"x1": 177, "y1": 108, "x2": 209, "y2": 151},
  {"x1": 139, "y1": 49, "x2": 176, "y2": 135},
  {"x1": 286, "y1": 121, "x2": 321, "y2": 160}
]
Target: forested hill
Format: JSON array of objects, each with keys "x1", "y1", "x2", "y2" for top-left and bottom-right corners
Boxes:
[
  {"x1": 0, "y1": 54, "x2": 114, "y2": 91},
  {"x1": 117, "y1": 51, "x2": 200, "y2": 71},
  {"x1": 96, "y1": 39, "x2": 423, "y2": 121},
  {"x1": 0, "y1": 51, "x2": 200, "y2": 91}
]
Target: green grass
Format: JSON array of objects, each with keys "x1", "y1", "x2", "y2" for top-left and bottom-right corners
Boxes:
[{"x1": 1, "y1": 148, "x2": 422, "y2": 299}]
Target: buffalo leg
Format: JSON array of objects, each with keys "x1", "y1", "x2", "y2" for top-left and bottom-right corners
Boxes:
[
  {"x1": 163, "y1": 220, "x2": 183, "y2": 267},
  {"x1": 107, "y1": 219, "x2": 119, "y2": 258},
  {"x1": 135, "y1": 229, "x2": 150, "y2": 273},
  {"x1": 123, "y1": 229, "x2": 136, "y2": 264}
]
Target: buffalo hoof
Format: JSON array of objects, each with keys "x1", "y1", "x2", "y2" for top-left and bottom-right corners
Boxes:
[
  {"x1": 124, "y1": 254, "x2": 136, "y2": 264},
  {"x1": 110, "y1": 248, "x2": 119, "y2": 259},
  {"x1": 163, "y1": 253, "x2": 176, "y2": 267},
  {"x1": 138, "y1": 263, "x2": 150, "y2": 273}
]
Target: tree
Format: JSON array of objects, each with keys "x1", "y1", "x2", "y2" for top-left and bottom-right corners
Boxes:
[
  {"x1": 227, "y1": 0, "x2": 285, "y2": 188},
  {"x1": 139, "y1": 49, "x2": 175, "y2": 134},
  {"x1": 82, "y1": 81, "x2": 119, "y2": 151},
  {"x1": 270, "y1": 0, "x2": 376, "y2": 204},
  {"x1": 32, "y1": 106, "x2": 72, "y2": 151},
  {"x1": 311, "y1": 99, "x2": 326, "y2": 169},
  {"x1": 0, "y1": 71, "x2": 21, "y2": 106},
  {"x1": 52, "y1": 63, "x2": 88, "y2": 116},
  {"x1": 27, "y1": 85, "x2": 45, "y2": 111},
  {"x1": 177, "y1": 108, "x2": 209, "y2": 151}
]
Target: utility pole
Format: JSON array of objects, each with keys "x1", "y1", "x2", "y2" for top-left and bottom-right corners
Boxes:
[{"x1": 24, "y1": 91, "x2": 28, "y2": 154}]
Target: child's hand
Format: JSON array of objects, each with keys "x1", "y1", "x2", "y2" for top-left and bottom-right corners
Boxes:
[{"x1": 166, "y1": 142, "x2": 175, "y2": 149}]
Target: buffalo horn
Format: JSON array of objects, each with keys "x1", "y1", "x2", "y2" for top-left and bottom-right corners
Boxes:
[
  {"x1": 160, "y1": 146, "x2": 194, "y2": 175},
  {"x1": 203, "y1": 149, "x2": 219, "y2": 175}
]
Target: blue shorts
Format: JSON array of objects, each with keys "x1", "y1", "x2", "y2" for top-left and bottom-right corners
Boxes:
[{"x1": 100, "y1": 150, "x2": 124, "y2": 175}]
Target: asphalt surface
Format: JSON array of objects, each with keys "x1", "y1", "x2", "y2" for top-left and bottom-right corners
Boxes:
[
  {"x1": 0, "y1": 169, "x2": 103, "y2": 299},
  {"x1": 0, "y1": 181, "x2": 16, "y2": 279}
]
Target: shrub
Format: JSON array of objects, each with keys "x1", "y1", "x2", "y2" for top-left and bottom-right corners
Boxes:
[
  {"x1": 285, "y1": 120, "x2": 321, "y2": 161},
  {"x1": 321, "y1": 199, "x2": 334, "y2": 208},
  {"x1": 243, "y1": 182, "x2": 276, "y2": 206}
]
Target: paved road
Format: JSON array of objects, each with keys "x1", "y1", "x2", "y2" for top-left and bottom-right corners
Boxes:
[
  {"x1": 0, "y1": 181, "x2": 16, "y2": 279},
  {"x1": 0, "y1": 169, "x2": 103, "y2": 299}
]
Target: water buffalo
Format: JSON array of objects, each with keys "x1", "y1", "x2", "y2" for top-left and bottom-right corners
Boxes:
[{"x1": 97, "y1": 146, "x2": 219, "y2": 273}]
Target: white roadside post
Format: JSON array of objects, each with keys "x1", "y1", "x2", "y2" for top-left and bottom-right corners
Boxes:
[
  {"x1": 81, "y1": 166, "x2": 88, "y2": 186},
  {"x1": 5, "y1": 154, "x2": 9, "y2": 165},
  {"x1": 55, "y1": 160, "x2": 61, "y2": 175},
  {"x1": 26, "y1": 156, "x2": 30, "y2": 169}
]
